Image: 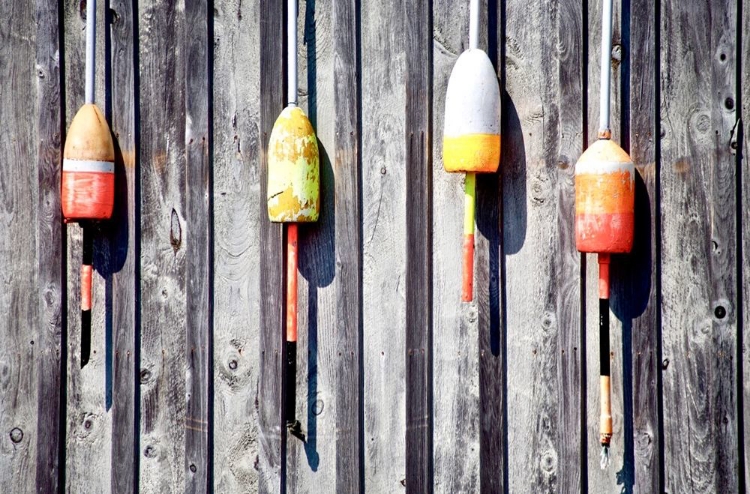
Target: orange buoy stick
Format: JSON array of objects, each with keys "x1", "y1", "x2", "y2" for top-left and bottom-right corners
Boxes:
[
  {"x1": 80, "y1": 225, "x2": 93, "y2": 367},
  {"x1": 461, "y1": 173, "x2": 476, "y2": 301},
  {"x1": 284, "y1": 224, "x2": 298, "y2": 428},
  {"x1": 598, "y1": 254, "x2": 612, "y2": 452}
]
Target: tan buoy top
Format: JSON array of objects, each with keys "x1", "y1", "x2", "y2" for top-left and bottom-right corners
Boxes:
[{"x1": 64, "y1": 104, "x2": 115, "y2": 162}]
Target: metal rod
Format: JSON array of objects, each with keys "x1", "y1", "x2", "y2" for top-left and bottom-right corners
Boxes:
[
  {"x1": 469, "y1": 0, "x2": 480, "y2": 50},
  {"x1": 599, "y1": 0, "x2": 613, "y2": 136},
  {"x1": 85, "y1": 0, "x2": 96, "y2": 104},
  {"x1": 287, "y1": 0, "x2": 298, "y2": 106}
]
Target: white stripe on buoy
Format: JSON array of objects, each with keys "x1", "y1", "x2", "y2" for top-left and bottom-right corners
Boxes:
[
  {"x1": 63, "y1": 159, "x2": 115, "y2": 173},
  {"x1": 444, "y1": 49, "x2": 501, "y2": 137}
]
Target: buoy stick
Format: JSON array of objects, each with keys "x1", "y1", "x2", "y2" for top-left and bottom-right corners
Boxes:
[
  {"x1": 598, "y1": 253, "x2": 612, "y2": 468},
  {"x1": 599, "y1": 0, "x2": 613, "y2": 137},
  {"x1": 284, "y1": 224, "x2": 298, "y2": 427},
  {"x1": 469, "y1": 0, "x2": 480, "y2": 50},
  {"x1": 461, "y1": 173, "x2": 476, "y2": 302},
  {"x1": 85, "y1": 0, "x2": 96, "y2": 104},
  {"x1": 81, "y1": 225, "x2": 93, "y2": 367},
  {"x1": 287, "y1": 0, "x2": 297, "y2": 106}
]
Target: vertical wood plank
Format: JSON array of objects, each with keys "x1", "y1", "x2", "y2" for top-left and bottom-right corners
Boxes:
[
  {"x1": 109, "y1": 0, "x2": 139, "y2": 490},
  {"x1": 258, "y1": 0, "x2": 285, "y2": 491},
  {"x1": 432, "y1": 0, "x2": 479, "y2": 491},
  {"x1": 286, "y1": 0, "x2": 338, "y2": 491},
  {"x1": 627, "y1": 0, "x2": 662, "y2": 490},
  {"x1": 0, "y1": 1, "x2": 42, "y2": 492},
  {"x1": 184, "y1": 0, "x2": 212, "y2": 491},
  {"x1": 333, "y1": 0, "x2": 362, "y2": 491},
  {"x1": 34, "y1": 0, "x2": 64, "y2": 490},
  {"x1": 585, "y1": 0, "x2": 626, "y2": 489},
  {"x1": 212, "y1": 0, "x2": 262, "y2": 491},
  {"x1": 503, "y1": 0, "x2": 583, "y2": 490},
  {"x1": 660, "y1": 0, "x2": 739, "y2": 492},
  {"x1": 477, "y1": 1, "x2": 505, "y2": 491},
  {"x1": 63, "y1": 0, "x2": 112, "y2": 490},
  {"x1": 404, "y1": 0, "x2": 433, "y2": 490},
  {"x1": 743, "y1": 0, "x2": 750, "y2": 487},
  {"x1": 137, "y1": 0, "x2": 187, "y2": 491},
  {"x1": 360, "y1": 0, "x2": 408, "y2": 490}
]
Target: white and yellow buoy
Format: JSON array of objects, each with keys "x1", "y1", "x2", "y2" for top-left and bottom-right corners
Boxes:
[{"x1": 443, "y1": 0, "x2": 501, "y2": 302}]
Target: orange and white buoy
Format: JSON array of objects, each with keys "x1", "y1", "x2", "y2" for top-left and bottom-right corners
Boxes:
[
  {"x1": 267, "y1": 0, "x2": 320, "y2": 438},
  {"x1": 62, "y1": 0, "x2": 115, "y2": 367},
  {"x1": 442, "y1": 0, "x2": 501, "y2": 302},
  {"x1": 575, "y1": 0, "x2": 634, "y2": 469}
]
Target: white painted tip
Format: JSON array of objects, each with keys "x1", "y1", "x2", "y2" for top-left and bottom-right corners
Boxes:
[
  {"x1": 444, "y1": 49, "x2": 501, "y2": 137},
  {"x1": 600, "y1": 446, "x2": 610, "y2": 470}
]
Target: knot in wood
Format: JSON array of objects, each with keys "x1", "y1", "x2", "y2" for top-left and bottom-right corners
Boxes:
[{"x1": 9, "y1": 427, "x2": 23, "y2": 443}]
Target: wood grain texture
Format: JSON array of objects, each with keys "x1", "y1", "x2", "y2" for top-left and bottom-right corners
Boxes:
[
  {"x1": 138, "y1": 0, "x2": 187, "y2": 492},
  {"x1": 477, "y1": 1, "x2": 504, "y2": 491},
  {"x1": 743, "y1": 0, "x2": 750, "y2": 488},
  {"x1": 63, "y1": 0, "x2": 112, "y2": 491},
  {"x1": 660, "y1": 0, "x2": 739, "y2": 492},
  {"x1": 404, "y1": 0, "x2": 433, "y2": 491},
  {"x1": 285, "y1": 0, "x2": 338, "y2": 491},
  {"x1": 503, "y1": 0, "x2": 583, "y2": 491},
  {"x1": 584, "y1": 0, "x2": 625, "y2": 490},
  {"x1": 184, "y1": 0, "x2": 212, "y2": 491},
  {"x1": 432, "y1": 0, "x2": 480, "y2": 492},
  {"x1": 332, "y1": 0, "x2": 363, "y2": 491},
  {"x1": 34, "y1": 0, "x2": 64, "y2": 490},
  {"x1": 212, "y1": 0, "x2": 261, "y2": 491},
  {"x1": 258, "y1": 0, "x2": 285, "y2": 491},
  {"x1": 626, "y1": 0, "x2": 661, "y2": 491},
  {"x1": 0, "y1": 0, "x2": 42, "y2": 492},
  {"x1": 360, "y1": 0, "x2": 408, "y2": 490},
  {"x1": 109, "y1": 0, "x2": 139, "y2": 491}
]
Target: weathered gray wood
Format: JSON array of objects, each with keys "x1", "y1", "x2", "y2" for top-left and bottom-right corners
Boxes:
[
  {"x1": 477, "y1": 2, "x2": 504, "y2": 491},
  {"x1": 404, "y1": 0, "x2": 433, "y2": 490},
  {"x1": 360, "y1": 0, "x2": 408, "y2": 490},
  {"x1": 432, "y1": 0, "x2": 480, "y2": 491},
  {"x1": 0, "y1": 1, "x2": 43, "y2": 492},
  {"x1": 584, "y1": 0, "x2": 626, "y2": 490},
  {"x1": 504, "y1": 0, "x2": 583, "y2": 490},
  {"x1": 743, "y1": 0, "x2": 750, "y2": 488},
  {"x1": 212, "y1": 0, "x2": 261, "y2": 492},
  {"x1": 626, "y1": 0, "x2": 661, "y2": 491},
  {"x1": 258, "y1": 0, "x2": 285, "y2": 491},
  {"x1": 285, "y1": 0, "x2": 338, "y2": 491},
  {"x1": 34, "y1": 0, "x2": 64, "y2": 490},
  {"x1": 138, "y1": 0, "x2": 188, "y2": 491},
  {"x1": 63, "y1": 0, "x2": 112, "y2": 491},
  {"x1": 108, "y1": 0, "x2": 139, "y2": 490},
  {"x1": 660, "y1": 0, "x2": 739, "y2": 492},
  {"x1": 184, "y1": 0, "x2": 212, "y2": 491},
  {"x1": 332, "y1": 0, "x2": 362, "y2": 491}
]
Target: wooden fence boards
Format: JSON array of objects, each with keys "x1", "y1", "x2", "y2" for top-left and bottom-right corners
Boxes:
[
  {"x1": 503, "y1": 0, "x2": 583, "y2": 491},
  {"x1": 432, "y1": 0, "x2": 480, "y2": 492},
  {"x1": 63, "y1": 0, "x2": 112, "y2": 491},
  {"x1": 660, "y1": 0, "x2": 739, "y2": 492},
  {"x1": 3, "y1": 0, "x2": 750, "y2": 491},
  {"x1": 360, "y1": 0, "x2": 408, "y2": 491},
  {"x1": 0, "y1": 1, "x2": 43, "y2": 492},
  {"x1": 137, "y1": 0, "x2": 188, "y2": 492},
  {"x1": 213, "y1": 0, "x2": 262, "y2": 491}
]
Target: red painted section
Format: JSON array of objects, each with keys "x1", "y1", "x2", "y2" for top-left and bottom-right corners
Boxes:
[
  {"x1": 286, "y1": 223, "x2": 298, "y2": 342},
  {"x1": 575, "y1": 212, "x2": 634, "y2": 253},
  {"x1": 81, "y1": 264, "x2": 93, "y2": 311},
  {"x1": 598, "y1": 253, "x2": 610, "y2": 299},
  {"x1": 62, "y1": 171, "x2": 115, "y2": 220},
  {"x1": 461, "y1": 233, "x2": 474, "y2": 302}
]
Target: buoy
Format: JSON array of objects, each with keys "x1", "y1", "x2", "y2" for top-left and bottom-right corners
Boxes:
[
  {"x1": 267, "y1": 0, "x2": 319, "y2": 439},
  {"x1": 62, "y1": 0, "x2": 114, "y2": 368},
  {"x1": 574, "y1": 0, "x2": 634, "y2": 469},
  {"x1": 442, "y1": 0, "x2": 501, "y2": 302}
]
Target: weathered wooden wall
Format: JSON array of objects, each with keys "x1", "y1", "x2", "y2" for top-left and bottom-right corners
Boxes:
[{"x1": 0, "y1": 0, "x2": 747, "y2": 492}]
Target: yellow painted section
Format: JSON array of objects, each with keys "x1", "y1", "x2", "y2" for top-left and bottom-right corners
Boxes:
[
  {"x1": 443, "y1": 133, "x2": 500, "y2": 173},
  {"x1": 267, "y1": 106, "x2": 320, "y2": 222},
  {"x1": 577, "y1": 138, "x2": 631, "y2": 166},
  {"x1": 64, "y1": 104, "x2": 115, "y2": 161},
  {"x1": 464, "y1": 172, "x2": 475, "y2": 235},
  {"x1": 575, "y1": 172, "x2": 634, "y2": 214}
]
